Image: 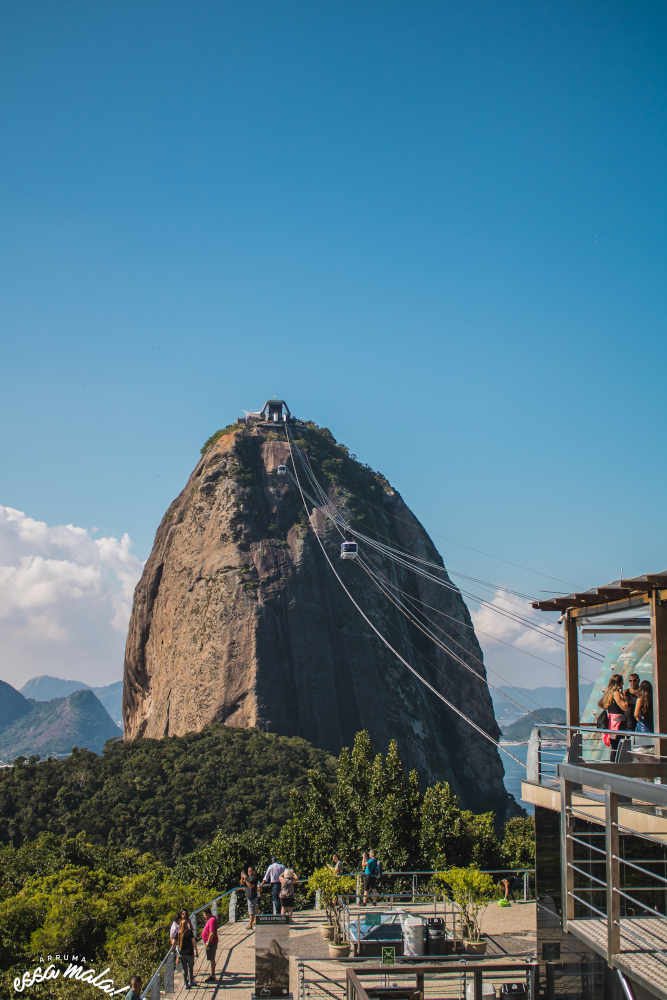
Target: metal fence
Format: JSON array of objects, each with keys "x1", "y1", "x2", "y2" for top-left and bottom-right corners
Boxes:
[
  {"x1": 526, "y1": 723, "x2": 667, "y2": 789},
  {"x1": 560, "y1": 763, "x2": 667, "y2": 977}
]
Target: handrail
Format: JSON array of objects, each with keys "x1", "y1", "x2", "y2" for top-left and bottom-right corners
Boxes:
[
  {"x1": 536, "y1": 722, "x2": 667, "y2": 739},
  {"x1": 559, "y1": 762, "x2": 667, "y2": 805}
]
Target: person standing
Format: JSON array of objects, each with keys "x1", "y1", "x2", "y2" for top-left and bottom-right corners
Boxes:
[
  {"x1": 201, "y1": 907, "x2": 219, "y2": 983},
  {"x1": 599, "y1": 675, "x2": 628, "y2": 761},
  {"x1": 624, "y1": 674, "x2": 640, "y2": 731},
  {"x1": 262, "y1": 857, "x2": 286, "y2": 916},
  {"x1": 125, "y1": 976, "x2": 142, "y2": 1000},
  {"x1": 362, "y1": 850, "x2": 380, "y2": 906},
  {"x1": 635, "y1": 680, "x2": 654, "y2": 734},
  {"x1": 169, "y1": 912, "x2": 180, "y2": 966},
  {"x1": 328, "y1": 854, "x2": 342, "y2": 876},
  {"x1": 279, "y1": 866, "x2": 298, "y2": 920},
  {"x1": 179, "y1": 919, "x2": 198, "y2": 988},
  {"x1": 241, "y1": 866, "x2": 261, "y2": 930}
]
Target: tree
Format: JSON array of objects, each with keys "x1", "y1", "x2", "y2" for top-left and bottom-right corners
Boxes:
[{"x1": 501, "y1": 816, "x2": 535, "y2": 868}]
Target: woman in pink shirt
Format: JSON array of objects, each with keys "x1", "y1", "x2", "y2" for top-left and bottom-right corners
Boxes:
[{"x1": 201, "y1": 908, "x2": 219, "y2": 983}]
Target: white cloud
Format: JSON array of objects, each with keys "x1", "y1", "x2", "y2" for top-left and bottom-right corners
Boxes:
[
  {"x1": 470, "y1": 588, "x2": 565, "y2": 687},
  {"x1": 0, "y1": 506, "x2": 144, "y2": 688}
]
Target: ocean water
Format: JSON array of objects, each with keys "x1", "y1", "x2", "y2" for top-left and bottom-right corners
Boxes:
[{"x1": 500, "y1": 742, "x2": 532, "y2": 813}]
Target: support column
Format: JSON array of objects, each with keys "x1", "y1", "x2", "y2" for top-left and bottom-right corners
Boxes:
[
  {"x1": 560, "y1": 775, "x2": 574, "y2": 927},
  {"x1": 564, "y1": 612, "x2": 580, "y2": 729},
  {"x1": 650, "y1": 590, "x2": 667, "y2": 757},
  {"x1": 605, "y1": 788, "x2": 620, "y2": 961}
]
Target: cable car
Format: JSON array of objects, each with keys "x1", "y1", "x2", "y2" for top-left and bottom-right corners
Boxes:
[
  {"x1": 276, "y1": 464, "x2": 288, "y2": 477},
  {"x1": 340, "y1": 540, "x2": 358, "y2": 560}
]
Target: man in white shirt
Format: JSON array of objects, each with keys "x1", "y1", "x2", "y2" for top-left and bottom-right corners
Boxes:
[{"x1": 262, "y1": 857, "x2": 286, "y2": 915}]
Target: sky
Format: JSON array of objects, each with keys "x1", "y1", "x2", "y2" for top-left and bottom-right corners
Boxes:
[{"x1": 1, "y1": 2, "x2": 666, "y2": 692}]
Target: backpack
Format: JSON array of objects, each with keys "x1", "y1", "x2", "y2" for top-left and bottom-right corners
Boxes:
[{"x1": 596, "y1": 709, "x2": 608, "y2": 730}]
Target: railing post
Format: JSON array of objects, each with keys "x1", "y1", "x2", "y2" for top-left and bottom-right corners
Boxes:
[
  {"x1": 527, "y1": 963, "x2": 537, "y2": 1000},
  {"x1": 229, "y1": 892, "x2": 237, "y2": 923},
  {"x1": 150, "y1": 972, "x2": 160, "y2": 1000},
  {"x1": 412, "y1": 874, "x2": 416, "y2": 902},
  {"x1": 605, "y1": 787, "x2": 621, "y2": 960},
  {"x1": 212, "y1": 899, "x2": 218, "y2": 919},
  {"x1": 560, "y1": 775, "x2": 574, "y2": 926},
  {"x1": 163, "y1": 951, "x2": 174, "y2": 994},
  {"x1": 523, "y1": 871, "x2": 528, "y2": 902},
  {"x1": 355, "y1": 873, "x2": 361, "y2": 904},
  {"x1": 473, "y1": 969, "x2": 483, "y2": 1000},
  {"x1": 191, "y1": 912, "x2": 197, "y2": 938}
]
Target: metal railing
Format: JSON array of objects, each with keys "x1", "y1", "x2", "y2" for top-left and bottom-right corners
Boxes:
[
  {"x1": 560, "y1": 762, "x2": 667, "y2": 983},
  {"x1": 343, "y1": 869, "x2": 535, "y2": 907},
  {"x1": 345, "y1": 960, "x2": 538, "y2": 1000},
  {"x1": 526, "y1": 723, "x2": 667, "y2": 789}
]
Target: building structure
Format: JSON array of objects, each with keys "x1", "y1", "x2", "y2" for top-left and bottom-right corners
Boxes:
[{"x1": 522, "y1": 572, "x2": 667, "y2": 1000}]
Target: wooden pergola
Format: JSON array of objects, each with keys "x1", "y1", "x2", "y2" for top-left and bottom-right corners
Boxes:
[{"x1": 532, "y1": 572, "x2": 667, "y2": 745}]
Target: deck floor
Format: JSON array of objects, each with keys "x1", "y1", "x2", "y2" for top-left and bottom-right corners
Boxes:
[
  {"x1": 162, "y1": 901, "x2": 536, "y2": 1000},
  {"x1": 568, "y1": 915, "x2": 667, "y2": 996}
]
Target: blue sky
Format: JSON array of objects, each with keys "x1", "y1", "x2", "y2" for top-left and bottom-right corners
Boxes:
[{"x1": 1, "y1": 2, "x2": 665, "y2": 689}]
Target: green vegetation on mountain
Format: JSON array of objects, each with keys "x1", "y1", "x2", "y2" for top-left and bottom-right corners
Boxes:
[
  {"x1": 0, "y1": 724, "x2": 336, "y2": 859},
  {"x1": 501, "y1": 707, "x2": 566, "y2": 741},
  {"x1": 0, "y1": 833, "x2": 214, "y2": 999}
]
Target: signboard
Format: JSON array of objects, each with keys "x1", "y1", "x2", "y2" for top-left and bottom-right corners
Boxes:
[
  {"x1": 381, "y1": 946, "x2": 396, "y2": 966},
  {"x1": 254, "y1": 915, "x2": 291, "y2": 999}
]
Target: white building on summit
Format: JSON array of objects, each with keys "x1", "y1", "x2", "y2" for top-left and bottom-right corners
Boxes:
[{"x1": 242, "y1": 399, "x2": 291, "y2": 424}]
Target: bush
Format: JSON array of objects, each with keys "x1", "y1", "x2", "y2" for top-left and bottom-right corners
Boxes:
[{"x1": 435, "y1": 867, "x2": 497, "y2": 942}]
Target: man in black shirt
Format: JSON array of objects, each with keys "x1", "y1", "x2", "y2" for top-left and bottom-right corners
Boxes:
[{"x1": 241, "y1": 865, "x2": 261, "y2": 930}]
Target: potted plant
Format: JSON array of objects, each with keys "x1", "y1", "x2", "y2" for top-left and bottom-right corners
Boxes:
[
  {"x1": 306, "y1": 867, "x2": 356, "y2": 957},
  {"x1": 434, "y1": 867, "x2": 496, "y2": 955}
]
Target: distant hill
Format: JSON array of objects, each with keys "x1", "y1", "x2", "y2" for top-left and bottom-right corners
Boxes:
[
  {"x1": 492, "y1": 683, "x2": 594, "y2": 728},
  {"x1": 0, "y1": 689, "x2": 121, "y2": 759},
  {"x1": 502, "y1": 707, "x2": 566, "y2": 741},
  {"x1": 0, "y1": 681, "x2": 31, "y2": 729},
  {"x1": 0, "y1": 723, "x2": 336, "y2": 860},
  {"x1": 20, "y1": 676, "x2": 123, "y2": 726}
]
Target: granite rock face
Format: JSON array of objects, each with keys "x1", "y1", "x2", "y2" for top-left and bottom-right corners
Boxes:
[{"x1": 123, "y1": 421, "x2": 511, "y2": 815}]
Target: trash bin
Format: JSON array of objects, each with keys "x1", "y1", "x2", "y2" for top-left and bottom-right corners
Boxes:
[
  {"x1": 402, "y1": 916, "x2": 425, "y2": 957},
  {"x1": 426, "y1": 919, "x2": 446, "y2": 955}
]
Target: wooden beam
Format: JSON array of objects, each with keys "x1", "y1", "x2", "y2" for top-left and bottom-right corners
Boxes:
[
  {"x1": 532, "y1": 598, "x2": 571, "y2": 611},
  {"x1": 564, "y1": 612, "x2": 579, "y2": 728},
  {"x1": 595, "y1": 587, "x2": 631, "y2": 600},
  {"x1": 650, "y1": 590, "x2": 667, "y2": 757}
]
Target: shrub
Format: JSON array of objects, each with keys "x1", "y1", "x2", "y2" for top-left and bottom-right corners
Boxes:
[{"x1": 435, "y1": 867, "x2": 497, "y2": 942}]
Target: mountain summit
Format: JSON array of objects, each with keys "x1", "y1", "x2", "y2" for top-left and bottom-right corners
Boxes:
[{"x1": 123, "y1": 412, "x2": 510, "y2": 815}]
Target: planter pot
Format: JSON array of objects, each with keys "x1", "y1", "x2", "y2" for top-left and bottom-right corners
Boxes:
[
  {"x1": 320, "y1": 925, "x2": 335, "y2": 940},
  {"x1": 464, "y1": 939, "x2": 487, "y2": 955},
  {"x1": 328, "y1": 942, "x2": 351, "y2": 959}
]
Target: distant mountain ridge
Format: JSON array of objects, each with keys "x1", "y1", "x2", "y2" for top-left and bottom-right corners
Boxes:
[
  {"x1": 21, "y1": 676, "x2": 123, "y2": 726},
  {"x1": 501, "y1": 707, "x2": 566, "y2": 741},
  {"x1": 491, "y1": 683, "x2": 594, "y2": 728},
  {"x1": 0, "y1": 682, "x2": 120, "y2": 760}
]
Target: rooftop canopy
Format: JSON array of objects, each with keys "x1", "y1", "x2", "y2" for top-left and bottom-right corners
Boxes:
[{"x1": 532, "y1": 571, "x2": 667, "y2": 613}]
